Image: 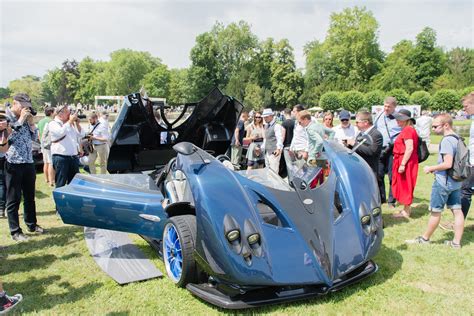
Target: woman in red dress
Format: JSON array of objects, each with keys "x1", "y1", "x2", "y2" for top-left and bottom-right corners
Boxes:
[{"x1": 392, "y1": 109, "x2": 419, "y2": 219}]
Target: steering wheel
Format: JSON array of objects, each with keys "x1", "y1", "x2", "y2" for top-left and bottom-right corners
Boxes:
[{"x1": 216, "y1": 154, "x2": 231, "y2": 163}]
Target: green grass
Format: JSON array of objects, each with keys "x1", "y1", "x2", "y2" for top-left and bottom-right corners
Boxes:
[{"x1": 1, "y1": 156, "x2": 473, "y2": 315}]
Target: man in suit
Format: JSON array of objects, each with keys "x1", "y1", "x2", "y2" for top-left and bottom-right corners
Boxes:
[{"x1": 346, "y1": 110, "x2": 383, "y2": 177}]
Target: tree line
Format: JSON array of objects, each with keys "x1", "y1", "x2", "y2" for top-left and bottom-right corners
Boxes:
[{"x1": 1, "y1": 6, "x2": 473, "y2": 111}]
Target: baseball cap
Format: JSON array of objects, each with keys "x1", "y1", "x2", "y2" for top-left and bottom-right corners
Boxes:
[
  {"x1": 13, "y1": 93, "x2": 32, "y2": 108},
  {"x1": 339, "y1": 110, "x2": 351, "y2": 120}
]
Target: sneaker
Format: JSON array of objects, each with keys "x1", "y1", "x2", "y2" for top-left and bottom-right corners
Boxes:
[
  {"x1": 439, "y1": 221, "x2": 454, "y2": 232},
  {"x1": 0, "y1": 293, "x2": 23, "y2": 314},
  {"x1": 28, "y1": 225, "x2": 45, "y2": 234},
  {"x1": 11, "y1": 232, "x2": 28, "y2": 242},
  {"x1": 444, "y1": 240, "x2": 461, "y2": 249},
  {"x1": 405, "y1": 236, "x2": 430, "y2": 244}
]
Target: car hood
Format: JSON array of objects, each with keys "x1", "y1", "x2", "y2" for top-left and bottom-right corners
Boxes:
[{"x1": 108, "y1": 88, "x2": 243, "y2": 173}]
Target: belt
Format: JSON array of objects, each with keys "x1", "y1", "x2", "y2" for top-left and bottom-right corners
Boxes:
[{"x1": 52, "y1": 154, "x2": 77, "y2": 158}]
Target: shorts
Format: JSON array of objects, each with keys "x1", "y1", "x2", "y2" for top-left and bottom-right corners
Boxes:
[
  {"x1": 430, "y1": 180, "x2": 461, "y2": 212},
  {"x1": 42, "y1": 148, "x2": 52, "y2": 164}
]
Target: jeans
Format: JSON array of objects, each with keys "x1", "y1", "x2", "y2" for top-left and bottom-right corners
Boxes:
[
  {"x1": 5, "y1": 162, "x2": 37, "y2": 235},
  {"x1": 430, "y1": 180, "x2": 461, "y2": 212},
  {"x1": 377, "y1": 152, "x2": 395, "y2": 204},
  {"x1": 460, "y1": 166, "x2": 474, "y2": 218},
  {"x1": 53, "y1": 154, "x2": 79, "y2": 188}
]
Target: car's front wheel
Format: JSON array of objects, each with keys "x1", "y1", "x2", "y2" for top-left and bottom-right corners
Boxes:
[{"x1": 162, "y1": 215, "x2": 197, "y2": 287}]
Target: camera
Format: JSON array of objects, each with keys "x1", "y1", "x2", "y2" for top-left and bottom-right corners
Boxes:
[{"x1": 70, "y1": 109, "x2": 86, "y2": 119}]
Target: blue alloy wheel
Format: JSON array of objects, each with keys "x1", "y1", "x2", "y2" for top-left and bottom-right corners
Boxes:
[{"x1": 163, "y1": 215, "x2": 197, "y2": 287}]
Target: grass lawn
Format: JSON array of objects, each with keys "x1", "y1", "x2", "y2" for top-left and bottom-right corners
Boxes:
[{"x1": 1, "y1": 158, "x2": 473, "y2": 314}]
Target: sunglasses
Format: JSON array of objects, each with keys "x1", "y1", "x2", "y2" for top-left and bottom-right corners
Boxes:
[
  {"x1": 255, "y1": 116, "x2": 262, "y2": 119},
  {"x1": 341, "y1": 119, "x2": 349, "y2": 122}
]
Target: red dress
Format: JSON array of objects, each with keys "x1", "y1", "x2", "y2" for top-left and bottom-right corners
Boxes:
[{"x1": 392, "y1": 126, "x2": 419, "y2": 205}]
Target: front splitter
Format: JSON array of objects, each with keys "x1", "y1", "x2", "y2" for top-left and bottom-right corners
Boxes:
[{"x1": 187, "y1": 260, "x2": 378, "y2": 309}]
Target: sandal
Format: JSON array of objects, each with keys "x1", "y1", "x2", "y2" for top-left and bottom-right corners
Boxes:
[{"x1": 392, "y1": 210, "x2": 410, "y2": 219}]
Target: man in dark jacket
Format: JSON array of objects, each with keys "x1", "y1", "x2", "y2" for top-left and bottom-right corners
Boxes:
[{"x1": 347, "y1": 110, "x2": 383, "y2": 177}]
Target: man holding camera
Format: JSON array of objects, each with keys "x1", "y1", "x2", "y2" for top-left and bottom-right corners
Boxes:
[
  {"x1": 86, "y1": 112, "x2": 110, "y2": 174},
  {"x1": 49, "y1": 105, "x2": 82, "y2": 188},
  {"x1": 5, "y1": 93, "x2": 43, "y2": 241},
  {"x1": 374, "y1": 97, "x2": 401, "y2": 208}
]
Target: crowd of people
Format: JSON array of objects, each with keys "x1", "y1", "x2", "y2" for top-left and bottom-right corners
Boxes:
[
  {"x1": 1, "y1": 91, "x2": 473, "y2": 313},
  {"x1": 231, "y1": 93, "x2": 474, "y2": 250},
  {"x1": 0, "y1": 94, "x2": 112, "y2": 313}
]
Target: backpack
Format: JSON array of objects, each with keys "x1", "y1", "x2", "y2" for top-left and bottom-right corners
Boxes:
[
  {"x1": 42, "y1": 123, "x2": 52, "y2": 150},
  {"x1": 417, "y1": 136, "x2": 429, "y2": 163},
  {"x1": 443, "y1": 134, "x2": 470, "y2": 182}
]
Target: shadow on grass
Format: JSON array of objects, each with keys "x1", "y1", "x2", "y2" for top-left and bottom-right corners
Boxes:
[
  {"x1": 0, "y1": 254, "x2": 57, "y2": 275},
  {"x1": 35, "y1": 190, "x2": 50, "y2": 199},
  {"x1": 212, "y1": 244, "x2": 403, "y2": 313},
  {"x1": 7, "y1": 275, "x2": 102, "y2": 314},
  {"x1": 5, "y1": 225, "x2": 83, "y2": 256},
  {"x1": 382, "y1": 203, "x2": 430, "y2": 228}
]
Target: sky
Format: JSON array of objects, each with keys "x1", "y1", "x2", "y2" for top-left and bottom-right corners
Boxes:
[{"x1": 0, "y1": 0, "x2": 473, "y2": 87}]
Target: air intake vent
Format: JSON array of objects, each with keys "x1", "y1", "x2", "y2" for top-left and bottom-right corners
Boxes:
[{"x1": 256, "y1": 201, "x2": 283, "y2": 227}]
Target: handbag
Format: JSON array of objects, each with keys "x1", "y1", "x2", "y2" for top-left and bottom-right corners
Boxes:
[{"x1": 417, "y1": 137, "x2": 430, "y2": 163}]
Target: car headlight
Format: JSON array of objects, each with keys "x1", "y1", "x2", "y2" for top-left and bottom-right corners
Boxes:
[
  {"x1": 226, "y1": 230, "x2": 240, "y2": 243},
  {"x1": 361, "y1": 215, "x2": 371, "y2": 225},
  {"x1": 247, "y1": 233, "x2": 260, "y2": 245},
  {"x1": 372, "y1": 207, "x2": 381, "y2": 216}
]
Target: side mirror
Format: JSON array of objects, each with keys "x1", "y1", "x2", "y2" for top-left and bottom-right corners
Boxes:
[{"x1": 173, "y1": 142, "x2": 196, "y2": 156}]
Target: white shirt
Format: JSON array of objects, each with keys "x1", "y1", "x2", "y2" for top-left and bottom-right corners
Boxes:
[
  {"x1": 49, "y1": 118, "x2": 81, "y2": 156},
  {"x1": 415, "y1": 115, "x2": 433, "y2": 144},
  {"x1": 89, "y1": 121, "x2": 110, "y2": 145},
  {"x1": 334, "y1": 124, "x2": 358, "y2": 144},
  {"x1": 291, "y1": 123, "x2": 308, "y2": 152}
]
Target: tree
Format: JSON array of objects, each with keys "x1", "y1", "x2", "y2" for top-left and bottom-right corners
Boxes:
[
  {"x1": 42, "y1": 60, "x2": 80, "y2": 105},
  {"x1": 365, "y1": 90, "x2": 385, "y2": 106},
  {"x1": 0, "y1": 87, "x2": 10, "y2": 100},
  {"x1": 410, "y1": 91, "x2": 431, "y2": 109},
  {"x1": 319, "y1": 91, "x2": 342, "y2": 111},
  {"x1": 188, "y1": 21, "x2": 259, "y2": 99},
  {"x1": 168, "y1": 69, "x2": 191, "y2": 104},
  {"x1": 341, "y1": 90, "x2": 365, "y2": 112},
  {"x1": 270, "y1": 39, "x2": 303, "y2": 108},
  {"x1": 75, "y1": 57, "x2": 107, "y2": 105},
  {"x1": 370, "y1": 40, "x2": 419, "y2": 92},
  {"x1": 304, "y1": 6, "x2": 384, "y2": 93},
  {"x1": 431, "y1": 89, "x2": 459, "y2": 111},
  {"x1": 433, "y1": 48, "x2": 474, "y2": 90},
  {"x1": 388, "y1": 88, "x2": 409, "y2": 105},
  {"x1": 251, "y1": 38, "x2": 275, "y2": 92},
  {"x1": 408, "y1": 27, "x2": 446, "y2": 90},
  {"x1": 141, "y1": 62, "x2": 171, "y2": 98},
  {"x1": 104, "y1": 49, "x2": 158, "y2": 95},
  {"x1": 8, "y1": 75, "x2": 43, "y2": 109},
  {"x1": 243, "y1": 83, "x2": 265, "y2": 110}
]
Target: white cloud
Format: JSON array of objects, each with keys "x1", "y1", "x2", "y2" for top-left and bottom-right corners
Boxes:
[{"x1": 1, "y1": 0, "x2": 473, "y2": 86}]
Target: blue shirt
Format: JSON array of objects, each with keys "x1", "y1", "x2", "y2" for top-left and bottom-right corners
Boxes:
[
  {"x1": 5, "y1": 113, "x2": 37, "y2": 164},
  {"x1": 374, "y1": 113, "x2": 402, "y2": 147},
  {"x1": 435, "y1": 135, "x2": 462, "y2": 190}
]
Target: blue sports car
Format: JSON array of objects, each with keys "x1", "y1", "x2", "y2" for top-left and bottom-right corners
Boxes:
[{"x1": 54, "y1": 89, "x2": 383, "y2": 309}]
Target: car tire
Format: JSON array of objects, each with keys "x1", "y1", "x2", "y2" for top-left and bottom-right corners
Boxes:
[{"x1": 162, "y1": 215, "x2": 197, "y2": 287}]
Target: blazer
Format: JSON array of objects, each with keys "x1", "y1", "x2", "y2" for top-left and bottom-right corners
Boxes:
[{"x1": 354, "y1": 127, "x2": 383, "y2": 175}]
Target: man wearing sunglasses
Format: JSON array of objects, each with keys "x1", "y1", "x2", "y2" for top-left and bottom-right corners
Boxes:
[{"x1": 334, "y1": 109, "x2": 358, "y2": 145}]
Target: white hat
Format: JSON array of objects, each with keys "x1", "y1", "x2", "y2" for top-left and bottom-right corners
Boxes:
[{"x1": 262, "y1": 108, "x2": 274, "y2": 117}]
